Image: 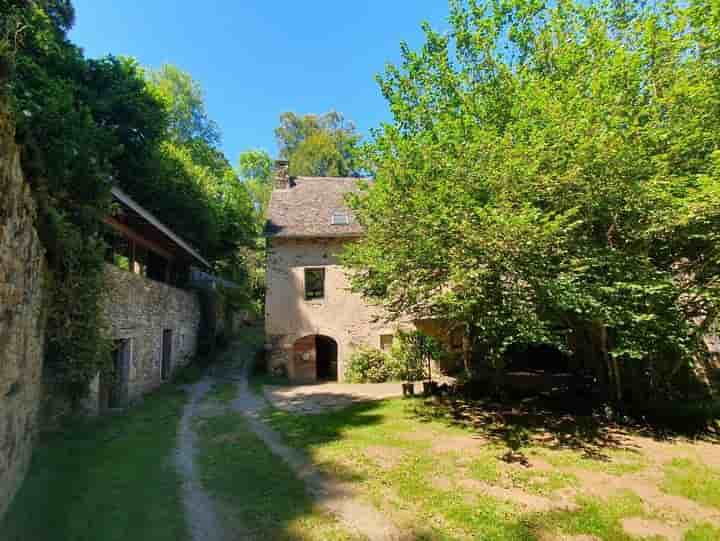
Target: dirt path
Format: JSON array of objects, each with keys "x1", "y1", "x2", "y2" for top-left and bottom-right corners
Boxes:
[
  {"x1": 176, "y1": 378, "x2": 227, "y2": 541},
  {"x1": 229, "y1": 352, "x2": 403, "y2": 541}
]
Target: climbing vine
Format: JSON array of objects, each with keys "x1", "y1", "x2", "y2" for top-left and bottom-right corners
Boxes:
[{"x1": 2, "y1": 0, "x2": 255, "y2": 406}]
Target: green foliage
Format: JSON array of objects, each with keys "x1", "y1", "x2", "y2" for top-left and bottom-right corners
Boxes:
[
  {"x1": 345, "y1": 0, "x2": 720, "y2": 400},
  {"x1": 43, "y1": 212, "x2": 113, "y2": 404},
  {"x1": 391, "y1": 330, "x2": 443, "y2": 381},
  {"x1": 2, "y1": 0, "x2": 255, "y2": 404},
  {"x1": 148, "y1": 63, "x2": 219, "y2": 147},
  {"x1": 275, "y1": 111, "x2": 361, "y2": 176},
  {"x1": 238, "y1": 148, "x2": 273, "y2": 220},
  {"x1": 344, "y1": 347, "x2": 403, "y2": 383},
  {"x1": 142, "y1": 65, "x2": 255, "y2": 262}
]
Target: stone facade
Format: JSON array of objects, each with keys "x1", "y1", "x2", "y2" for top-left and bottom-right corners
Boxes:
[
  {"x1": 0, "y1": 106, "x2": 46, "y2": 519},
  {"x1": 85, "y1": 264, "x2": 201, "y2": 412},
  {"x1": 265, "y1": 237, "x2": 408, "y2": 382}
]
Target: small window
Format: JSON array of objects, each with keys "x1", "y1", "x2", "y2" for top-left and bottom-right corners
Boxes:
[
  {"x1": 304, "y1": 268, "x2": 325, "y2": 300},
  {"x1": 331, "y1": 211, "x2": 350, "y2": 225},
  {"x1": 380, "y1": 334, "x2": 394, "y2": 352}
]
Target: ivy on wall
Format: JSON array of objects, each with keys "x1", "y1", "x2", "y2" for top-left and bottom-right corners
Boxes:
[{"x1": 1, "y1": 1, "x2": 255, "y2": 406}]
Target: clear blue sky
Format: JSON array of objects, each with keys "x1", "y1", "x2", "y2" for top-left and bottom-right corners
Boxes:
[{"x1": 69, "y1": 1, "x2": 451, "y2": 164}]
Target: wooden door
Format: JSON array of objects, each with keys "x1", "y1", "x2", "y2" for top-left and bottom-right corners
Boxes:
[{"x1": 162, "y1": 330, "x2": 172, "y2": 380}]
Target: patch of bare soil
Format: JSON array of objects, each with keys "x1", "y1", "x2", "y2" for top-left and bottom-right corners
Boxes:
[
  {"x1": 431, "y1": 434, "x2": 488, "y2": 454},
  {"x1": 621, "y1": 517, "x2": 684, "y2": 541},
  {"x1": 397, "y1": 426, "x2": 439, "y2": 443},
  {"x1": 691, "y1": 441, "x2": 720, "y2": 469},
  {"x1": 623, "y1": 435, "x2": 695, "y2": 465},
  {"x1": 364, "y1": 445, "x2": 405, "y2": 470},
  {"x1": 537, "y1": 534, "x2": 601, "y2": 541},
  {"x1": 457, "y1": 478, "x2": 577, "y2": 513},
  {"x1": 572, "y1": 467, "x2": 720, "y2": 526},
  {"x1": 176, "y1": 379, "x2": 228, "y2": 541}
]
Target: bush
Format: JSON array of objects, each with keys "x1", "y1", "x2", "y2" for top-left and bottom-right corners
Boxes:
[
  {"x1": 345, "y1": 347, "x2": 403, "y2": 383},
  {"x1": 390, "y1": 330, "x2": 444, "y2": 381}
]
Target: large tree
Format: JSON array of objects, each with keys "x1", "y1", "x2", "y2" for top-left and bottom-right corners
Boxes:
[
  {"x1": 238, "y1": 148, "x2": 273, "y2": 219},
  {"x1": 345, "y1": 0, "x2": 720, "y2": 402},
  {"x1": 275, "y1": 111, "x2": 360, "y2": 176}
]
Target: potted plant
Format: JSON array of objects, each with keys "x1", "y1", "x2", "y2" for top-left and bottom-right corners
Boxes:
[{"x1": 394, "y1": 330, "x2": 443, "y2": 397}]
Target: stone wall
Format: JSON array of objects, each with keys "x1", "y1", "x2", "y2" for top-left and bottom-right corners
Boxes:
[
  {"x1": 85, "y1": 265, "x2": 201, "y2": 412},
  {"x1": 0, "y1": 105, "x2": 46, "y2": 518},
  {"x1": 265, "y1": 237, "x2": 411, "y2": 382}
]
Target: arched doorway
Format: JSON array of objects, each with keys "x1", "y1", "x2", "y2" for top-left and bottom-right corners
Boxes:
[
  {"x1": 316, "y1": 335, "x2": 338, "y2": 381},
  {"x1": 292, "y1": 335, "x2": 338, "y2": 382}
]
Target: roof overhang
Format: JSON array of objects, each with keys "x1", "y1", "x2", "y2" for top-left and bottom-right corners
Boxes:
[{"x1": 111, "y1": 187, "x2": 210, "y2": 268}]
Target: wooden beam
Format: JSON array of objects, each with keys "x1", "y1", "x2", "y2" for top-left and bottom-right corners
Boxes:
[{"x1": 104, "y1": 216, "x2": 175, "y2": 262}]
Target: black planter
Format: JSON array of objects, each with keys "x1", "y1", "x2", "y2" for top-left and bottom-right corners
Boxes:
[{"x1": 402, "y1": 382, "x2": 415, "y2": 397}]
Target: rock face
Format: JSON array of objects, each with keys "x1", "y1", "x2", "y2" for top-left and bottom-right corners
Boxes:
[
  {"x1": 83, "y1": 264, "x2": 201, "y2": 413},
  {"x1": 0, "y1": 104, "x2": 46, "y2": 519}
]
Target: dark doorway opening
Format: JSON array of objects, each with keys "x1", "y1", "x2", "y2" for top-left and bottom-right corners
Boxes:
[
  {"x1": 316, "y1": 335, "x2": 338, "y2": 381},
  {"x1": 100, "y1": 339, "x2": 130, "y2": 411},
  {"x1": 162, "y1": 329, "x2": 173, "y2": 381}
]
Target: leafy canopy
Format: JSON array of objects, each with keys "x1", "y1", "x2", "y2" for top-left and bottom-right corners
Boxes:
[
  {"x1": 275, "y1": 111, "x2": 360, "y2": 177},
  {"x1": 345, "y1": 0, "x2": 720, "y2": 388}
]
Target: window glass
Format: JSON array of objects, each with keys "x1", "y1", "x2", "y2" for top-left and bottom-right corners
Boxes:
[
  {"x1": 304, "y1": 268, "x2": 325, "y2": 300},
  {"x1": 380, "y1": 334, "x2": 394, "y2": 352}
]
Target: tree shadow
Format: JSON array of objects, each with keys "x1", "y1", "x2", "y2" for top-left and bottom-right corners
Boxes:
[{"x1": 410, "y1": 392, "x2": 720, "y2": 465}]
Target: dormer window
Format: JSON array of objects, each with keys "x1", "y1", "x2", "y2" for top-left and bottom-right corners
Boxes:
[{"x1": 331, "y1": 211, "x2": 350, "y2": 225}]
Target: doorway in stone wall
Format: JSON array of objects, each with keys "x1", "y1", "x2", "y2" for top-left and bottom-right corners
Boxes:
[
  {"x1": 316, "y1": 335, "x2": 338, "y2": 381},
  {"x1": 161, "y1": 329, "x2": 173, "y2": 381},
  {"x1": 100, "y1": 339, "x2": 130, "y2": 410}
]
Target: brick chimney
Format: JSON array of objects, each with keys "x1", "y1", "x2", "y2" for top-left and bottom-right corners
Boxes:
[{"x1": 274, "y1": 160, "x2": 292, "y2": 189}]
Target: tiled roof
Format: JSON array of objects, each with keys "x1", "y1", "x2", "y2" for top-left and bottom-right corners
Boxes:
[{"x1": 265, "y1": 176, "x2": 366, "y2": 238}]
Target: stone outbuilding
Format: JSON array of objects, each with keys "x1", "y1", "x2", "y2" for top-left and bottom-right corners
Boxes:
[{"x1": 85, "y1": 187, "x2": 208, "y2": 413}]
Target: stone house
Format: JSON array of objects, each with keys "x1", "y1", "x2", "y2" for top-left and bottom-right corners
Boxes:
[
  {"x1": 264, "y1": 162, "x2": 427, "y2": 382},
  {"x1": 84, "y1": 187, "x2": 207, "y2": 413}
]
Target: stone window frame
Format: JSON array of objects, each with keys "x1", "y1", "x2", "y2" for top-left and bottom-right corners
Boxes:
[
  {"x1": 380, "y1": 334, "x2": 394, "y2": 352},
  {"x1": 304, "y1": 267, "x2": 326, "y2": 301}
]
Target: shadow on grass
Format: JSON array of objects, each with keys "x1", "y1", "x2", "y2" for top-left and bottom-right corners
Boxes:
[
  {"x1": 1, "y1": 386, "x2": 189, "y2": 541},
  {"x1": 410, "y1": 393, "x2": 720, "y2": 464}
]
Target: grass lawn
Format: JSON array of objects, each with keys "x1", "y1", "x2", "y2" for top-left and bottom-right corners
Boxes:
[
  {"x1": 1, "y1": 386, "x2": 189, "y2": 541},
  {"x1": 264, "y1": 395, "x2": 720, "y2": 541},
  {"x1": 194, "y1": 385, "x2": 362, "y2": 541}
]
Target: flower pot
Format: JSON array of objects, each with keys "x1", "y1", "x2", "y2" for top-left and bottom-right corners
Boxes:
[{"x1": 402, "y1": 382, "x2": 415, "y2": 397}]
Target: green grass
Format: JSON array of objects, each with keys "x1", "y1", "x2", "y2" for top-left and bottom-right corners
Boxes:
[
  {"x1": 663, "y1": 458, "x2": 720, "y2": 509},
  {"x1": 172, "y1": 361, "x2": 205, "y2": 384},
  {"x1": 1, "y1": 386, "x2": 189, "y2": 541},
  {"x1": 540, "y1": 447, "x2": 648, "y2": 476},
  {"x1": 205, "y1": 381, "x2": 237, "y2": 404},
  {"x1": 195, "y1": 410, "x2": 361, "y2": 540},
  {"x1": 684, "y1": 523, "x2": 720, "y2": 541},
  {"x1": 266, "y1": 399, "x2": 564, "y2": 540},
  {"x1": 527, "y1": 490, "x2": 646, "y2": 541}
]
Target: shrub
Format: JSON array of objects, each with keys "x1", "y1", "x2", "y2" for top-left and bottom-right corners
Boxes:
[
  {"x1": 345, "y1": 347, "x2": 403, "y2": 383},
  {"x1": 390, "y1": 330, "x2": 444, "y2": 381}
]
